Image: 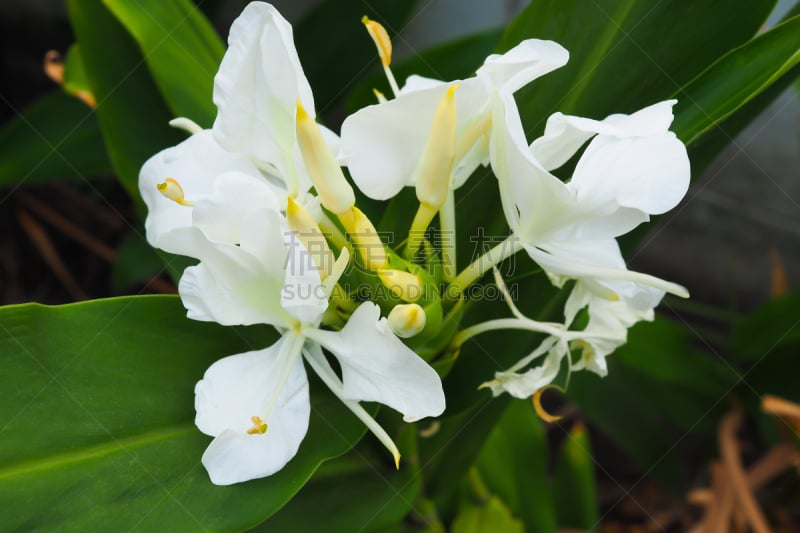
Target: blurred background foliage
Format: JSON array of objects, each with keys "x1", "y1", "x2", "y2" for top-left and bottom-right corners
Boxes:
[{"x1": 0, "y1": 0, "x2": 799, "y2": 531}]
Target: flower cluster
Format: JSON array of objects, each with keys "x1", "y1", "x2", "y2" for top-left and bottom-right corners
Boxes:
[{"x1": 140, "y1": 2, "x2": 689, "y2": 485}]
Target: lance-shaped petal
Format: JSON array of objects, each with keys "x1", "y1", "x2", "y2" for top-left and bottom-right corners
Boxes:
[
  {"x1": 195, "y1": 337, "x2": 310, "y2": 485},
  {"x1": 139, "y1": 130, "x2": 265, "y2": 255},
  {"x1": 341, "y1": 39, "x2": 568, "y2": 201},
  {"x1": 212, "y1": 1, "x2": 316, "y2": 194},
  {"x1": 296, "y1": 100, "x2": 355, "y2": 215},
  {"x1": 305, "y1": 302, "x2": 446, "y2": 422},
  {"x1": 415, "y1": 84, "x2": 459, "y2": 209}
]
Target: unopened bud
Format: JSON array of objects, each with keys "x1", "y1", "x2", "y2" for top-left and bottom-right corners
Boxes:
[
  {"x1": 415, "y1": 85, "x2": 458, "y2": 209},
  {"x1": 378, "y1": 269, "x2": 423, "y2": 302},
  {"x1": 346, "y1": 207, "x2": 387, "y2": 270},
  {"x1": 387, "y1": 303, "x2": 426, "y2": 338},
  {"x1": 286, "y1": 196, "x2": 334, "y2": 279},
  {"x1": 296, "y1": 101, "x2": 355, "y2": 215}
]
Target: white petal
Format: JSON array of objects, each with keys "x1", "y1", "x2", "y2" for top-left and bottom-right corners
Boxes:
[
  {"x1": 571, "y1": 132, "x2": 690, "y2": 215},
  {"x1": 195, "y1": 339, "x2": 310, "y2": 485},
  {"x1": 281, "y1": 232, "x2": 327, "y2": 325},
  {"x1": 139, "y1": 130, "x2": 261, "y2": 254},
  {"x1": 192, "y1": 171, "x2": 284, "y2": 245},
  {"x1": 530, "y1": 100, "x2": 678, "y2": 171},
  {"x1": 341, "y1": 78, "x2": 488, "y2": 200},
  {"x1": 489, "y1": 350, "x2": 563, "y2": 399},
  {"x1": 401, "y1": 74, "x2": 446, "y2": 93},
  {"x1": 489, "y1": 91, "x2": 572, "y2": 241},
  {"x1": 175, "y1": 225, "x2": 292, "y2": 327},
  {"x1": 476, "y1": 39, "x2": 569, "y2": 94},
  {"x1": 212, "y1": 2, "x2": 313, "y2": 193},
  {"x1": 305, "y1": 302, "x2": 445, "y2": 422}
]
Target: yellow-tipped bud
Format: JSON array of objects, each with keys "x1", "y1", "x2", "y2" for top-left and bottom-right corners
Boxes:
[
  {"x1": 378, "y1": 270, "x2": 423, "y2": 302},
  {"x1": 387, "y1": 303, "x2": 427, "y2": 338},
  {"x1": 286, "y1": 196, "x2": 334, "y2": 279},
  {"x1": 415, "y1": 85, "x2": 459, "y2": 209},
  {"x1": 157, "y1": 178, "x2": 194, "y2": 206},
  {"x1": 362, "y1": 15, "x2": 392, "y2": 67},
  {"x1": 296, "y1": 100, "x2": 355, "y2": 215},
  {"x1": 347, "y1": 207, "x2": 388, "y2": 270}
]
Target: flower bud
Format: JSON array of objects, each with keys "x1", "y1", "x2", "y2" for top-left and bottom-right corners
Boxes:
[
  {"x1": 387, "y1": 303, "x2": 426, "y2": 338},
  {"x1": 378, "y1": 269, "x2": 423, "y2": 302},
  {"x1": 286, "y1": 196, "x2": 334, "y2": 279},
  {"x1": 346, "y1": 207, "x2": 387, "y2": 270},
  {"x1": 296, "y1": 101, "x2": 355, "y2": 215}
]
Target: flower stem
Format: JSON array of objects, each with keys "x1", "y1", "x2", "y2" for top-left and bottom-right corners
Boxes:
[
  {"x1": 446, "y1": 236, "x2": 522, "y2": 299},
  {"x1": 451, "y1": 317, "x2": 565, "y2": 349},
  {"x1": 439, "y1": 190, "x2": 457, "y2": 281}
]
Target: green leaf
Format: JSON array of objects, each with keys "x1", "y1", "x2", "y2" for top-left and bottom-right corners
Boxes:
[
  {"x1": 264, "y1": 432, "x2": 423, "y2": 532},
  {"x1": 477, "y1": 400, "x2": 557, "y2": 533},
  {"x1": 502, "y1": 0, "x2": 775, "y2": 135},
  {"x1": 673, "y1": 15, "x2": 800, "y2": 145},
  {"x1": 553, "y1": 422, "x2": 599, "y2": 531},
  {"x1": 61, "y1": 45, "x2": 94, "y2": 105},
  {"x1": 0, "y1": 90, "x2": 111, "y2": 186},
  {"x1": 67, "y1": 0, "x2": 183, "y2": 197},
  {"x1": 294, "y1": 0, "x2": 418, "y2": 113},
  {"x1": 0, "y1": 296, "x2": 372, "y2": 531},
  {"x1": 451, "y1": 496, "x2": 524, "y2": 533},
  {"x1": 104, "y1": 0, "x2": 224, "y2": 127}
]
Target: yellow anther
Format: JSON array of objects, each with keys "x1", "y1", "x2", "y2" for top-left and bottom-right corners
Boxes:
[
  {"x1": 362, "y1": 16, "x2": 392, "y2": 67},
  {"x1": 246, "y1": 415, "x2": 268, "y2": 435},
  {"x1": 378, "y1": 270, "x2": 423, "y2": 303},
  {"x1": 286, "y1": 196, "x2": 334, "y2": 279},
  {"x1": 609, "y1": 292, "x2": 620, "y2": 301},
  {"x1": 387, "y1": 303, "x2": 427, "y2": 338},
  {"x1": 296, "y1": 100, "x2": 355, "y2": 215},
  {"x1": 532, "y1": 386, "x2": 564, "y2": 423},
  {"x1": 157, "y1": 178, "x2": 194, "y2": 206},
  {"x1": 372, "y1": 87, "x2": 387, "y2": 103}
]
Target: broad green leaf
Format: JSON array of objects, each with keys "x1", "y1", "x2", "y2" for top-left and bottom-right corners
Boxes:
[
  {"x1": 67, "y1": 0, "x2": 183, "y2": 197},
  {"x1": 451, "y1": 496, "x2": 524, "y2": 533},
  {"x1": 553, "y1": 422, "x2": 599, "y2": 531},
  {"x1": 294, "y1": 0, "x2": 418, "y2": 113},
  {"x1": 104, "y1": 0, "x2": 224, "y2": 126},
  {"x1": 0, "y1": 296, "x2": 372, "y2": 531},
  {"x1": 0, "y1": 91, "x2": 111, "y2": 186},
  {"x1": 502, "y1": 0, "x2": 775, "y2": 135},
  {"x1": 477, "y1": 400, "x2": 557, "y2": 533},
  {"x1": 264, "y1": 430, "x2": 423, "y2": 532},
  {"x1": 673, "y1": 15, "x2": 800, "y2": 145}
]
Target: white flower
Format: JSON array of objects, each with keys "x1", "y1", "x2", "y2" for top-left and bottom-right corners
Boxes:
[
  {"x1": 340, "y1": 40, "x2": 569, "y2": 201},
  {"x1": 490, "y1": 90, "x2": 690, "y2": 301},
  {"x1": 158, "y1": 173, "x2": 444, "y2": 485}
]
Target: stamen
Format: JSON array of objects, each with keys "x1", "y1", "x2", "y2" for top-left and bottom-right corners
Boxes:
[
  {"x1": 361, "y1": 16, "x2": 392, "y2": 67},
  {"x1": 372, "y1": 88, "x2": 387, "y2": 103},
  {"x1": 361, "y1": 15, "x2": 399, "y2": 96},
  {"x1": 246, "y1": 415, "x2": 268, "y2": 435},
  {"x1": 532, "y1": 386, "x2": 564, "y2": 423},
  {"x1": 157, "y1": 178, "x2": 194, "y2": 206}
]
